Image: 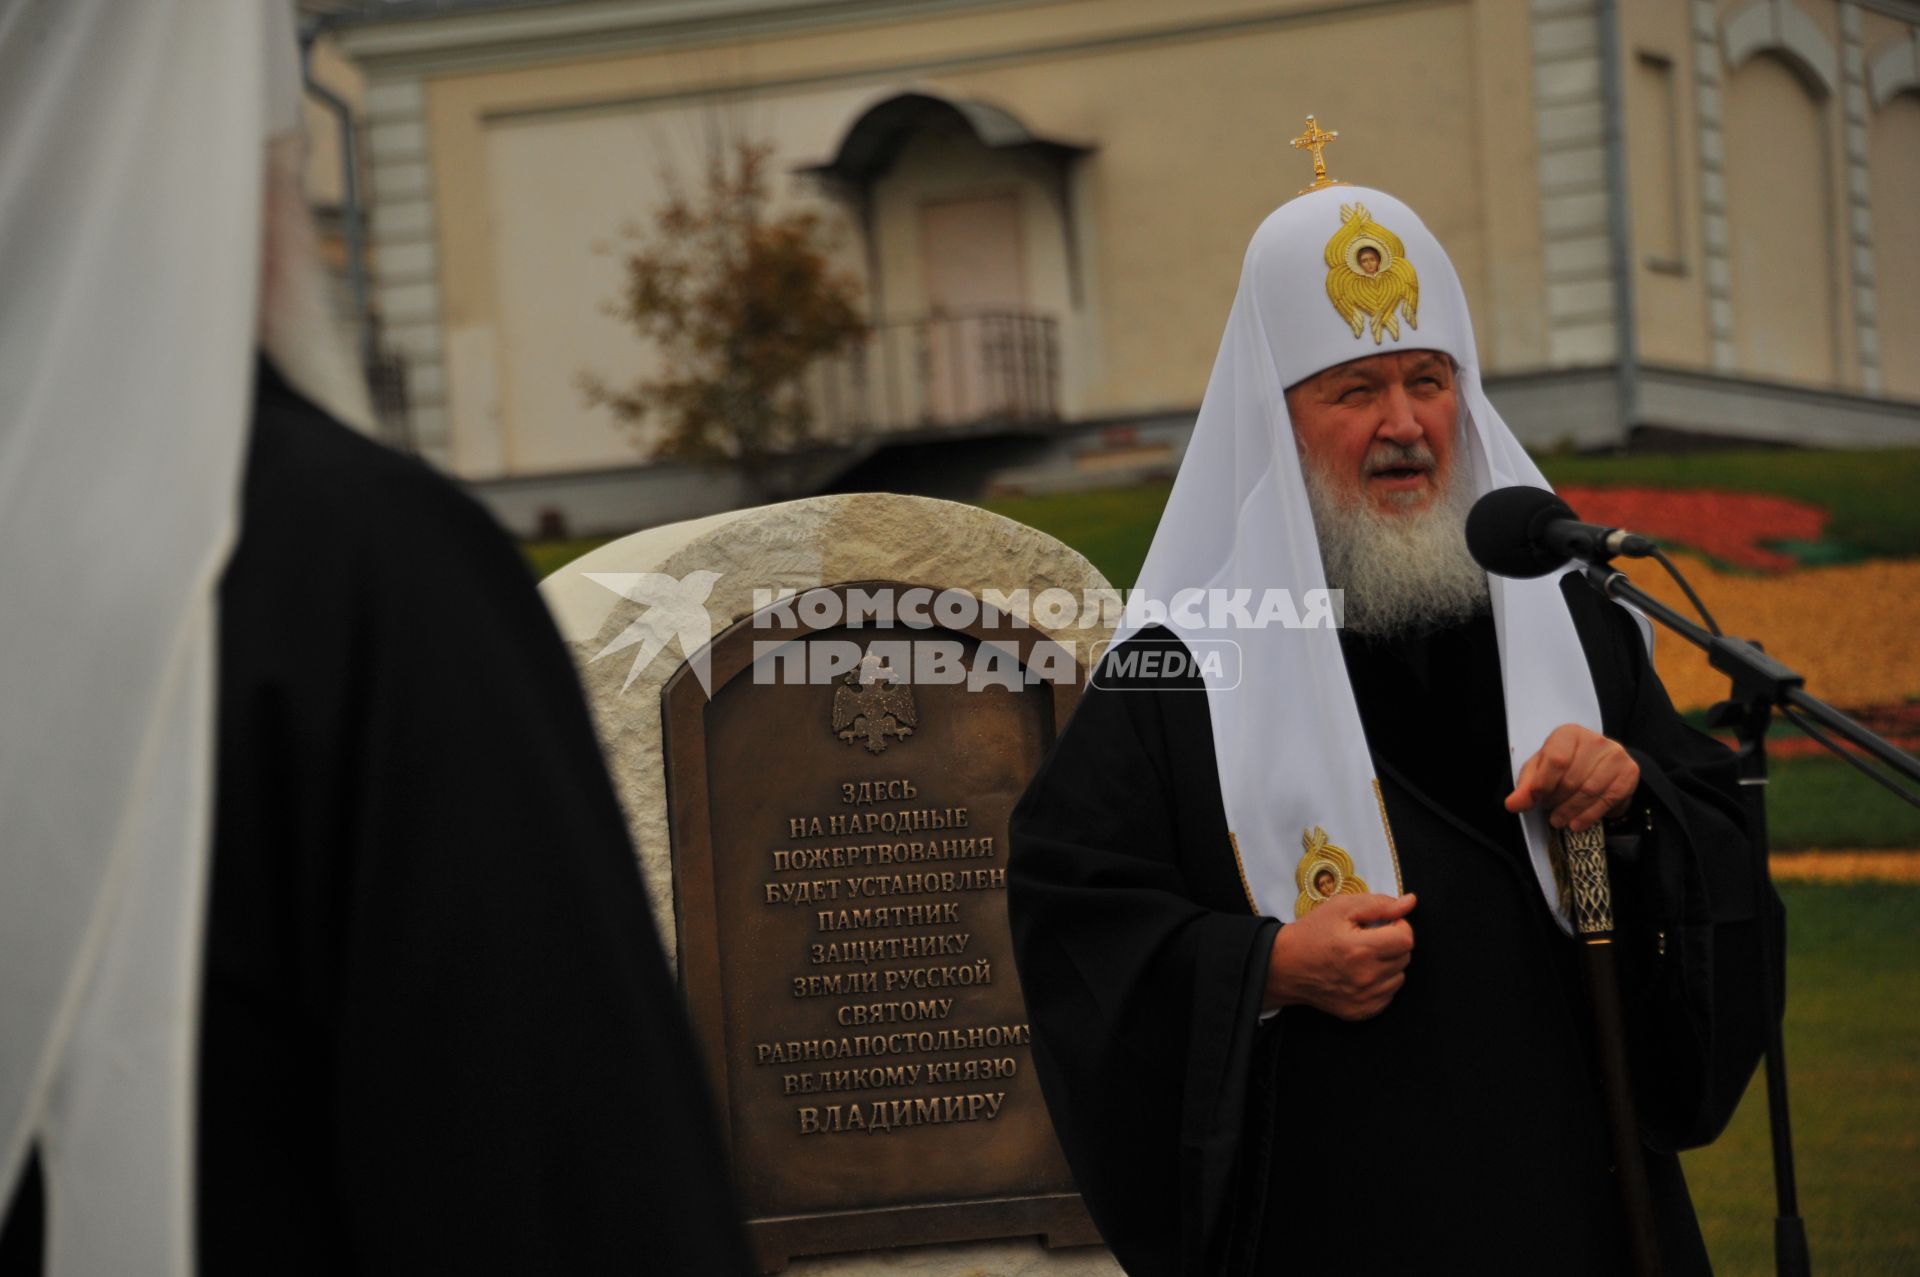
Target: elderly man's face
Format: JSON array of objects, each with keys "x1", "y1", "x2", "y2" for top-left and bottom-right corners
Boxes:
[{"x1": 1285, "y1": 350, "x2": 1458, "y2": 515}]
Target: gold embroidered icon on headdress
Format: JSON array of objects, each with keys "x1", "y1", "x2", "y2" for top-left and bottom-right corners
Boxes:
[
  {"x1": 1324, "y1": 203, "x2": 1420, "y2": 344},
  {"x1": 1295, "y1": 826, "x2": 1369, "y2": 916}
]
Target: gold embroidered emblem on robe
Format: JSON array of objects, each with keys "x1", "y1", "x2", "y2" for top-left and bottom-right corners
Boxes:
[{"x1": 1295, "y1": 825, "x2": 1369, "y2": 916}]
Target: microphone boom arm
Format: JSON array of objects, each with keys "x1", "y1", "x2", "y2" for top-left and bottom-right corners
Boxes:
[
  {"x1": 1585, "y1": 565, "x2": 1920, "y2": 797},
  {"x1": 1584, "y1": 560, "x2": 1920, "y2": 1277}
]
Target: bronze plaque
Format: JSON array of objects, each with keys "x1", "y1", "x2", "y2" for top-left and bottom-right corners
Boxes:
[{"x1": 663, "y1": 582, "x2": 1099, "y2": 1272}]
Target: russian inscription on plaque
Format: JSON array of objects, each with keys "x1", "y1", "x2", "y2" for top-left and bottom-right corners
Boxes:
[{"x1": 664, "y1": 582, "x2": 1099, "y2": 1272}]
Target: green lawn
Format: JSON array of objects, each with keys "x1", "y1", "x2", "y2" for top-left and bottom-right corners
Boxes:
[
  {"x1": 1685, "y1": 882, "x2": 1920, "y2": 1275},
  {"x1": 524, "y1": 536, "x2": 616, "y2": 581},
  {"x1": 1767, "y1": 756, "x2": 1920, "y2": 850},
  {"x1": 979, "y1": 482, "x2": 1171, "y2": 588}
]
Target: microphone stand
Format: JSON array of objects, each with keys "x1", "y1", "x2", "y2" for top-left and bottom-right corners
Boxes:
[{"x1": 1584, "y1": 559, "x2": 1920, "y2": 1277}]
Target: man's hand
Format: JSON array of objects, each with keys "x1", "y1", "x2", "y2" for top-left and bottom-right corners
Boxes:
[
  {"x1": 1504, "y1": 723, "x2": 1640, "y2": 833},
  {"x1": 1264, "y1": 893, "x2": 1417, "y2": 1021}
]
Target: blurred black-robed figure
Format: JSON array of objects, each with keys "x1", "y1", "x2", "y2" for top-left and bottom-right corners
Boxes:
[{"x1": 2, "y1": 362, "x2": 753, "y2": 1276}]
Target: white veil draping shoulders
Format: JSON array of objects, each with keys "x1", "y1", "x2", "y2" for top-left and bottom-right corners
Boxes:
[
  {"x1": 1114, "y1": 186, "x2": 1602, "y2": 927},
  {"x1": 0, "y1": 2, "x2": 300, "y2": 1271}
]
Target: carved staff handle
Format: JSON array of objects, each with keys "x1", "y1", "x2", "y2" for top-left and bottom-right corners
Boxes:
[{"x1": 1563, "y1": 825, "x2": 1663, "y2": 1277}]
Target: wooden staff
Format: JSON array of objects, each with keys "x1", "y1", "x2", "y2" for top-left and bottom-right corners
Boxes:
[{"x1": 1563, "y1": 825, "x2": 1663, "y2": 1277}]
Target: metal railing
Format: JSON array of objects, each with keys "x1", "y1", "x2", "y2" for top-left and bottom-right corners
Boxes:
[{"x1": 807, "y1": 309, "x2": 1060, "y2": 440}]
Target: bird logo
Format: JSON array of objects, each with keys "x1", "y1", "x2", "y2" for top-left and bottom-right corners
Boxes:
[{"x1": 583, "y1": 569, "x2": 724, "y2": 694}]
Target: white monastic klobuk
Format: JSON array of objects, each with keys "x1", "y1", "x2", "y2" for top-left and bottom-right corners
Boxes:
[
  {"x1": 1114, "y1": 179, "x2": 1612, "y2": 929},
  {"x1": 0, "y1": 4, "x2": 299, "y2": 1274}
]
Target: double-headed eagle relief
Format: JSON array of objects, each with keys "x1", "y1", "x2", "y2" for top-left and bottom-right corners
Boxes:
[
  {"x1": 1324, "y1": 203, "x2": 1420, "y2": 344},
  {"x1": 832, "y1": 651, "x2": 917, "y2": 754}
]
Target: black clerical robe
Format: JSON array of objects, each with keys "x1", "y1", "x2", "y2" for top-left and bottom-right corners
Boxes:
[
  {"x1": 1007, "y1": 588, "x2": 1779, "y2": 1277},
  {"x1": 2, "y1": 361, "x2": 751, "y2": 1276}
]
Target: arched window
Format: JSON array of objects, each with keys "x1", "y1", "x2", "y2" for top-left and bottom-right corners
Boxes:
[
  {"x1": 1869, "y1": 73, "x2": 1920, "y2": 398},
  {"x1": 1721, "y1": 49, "x2": 1839, "y2": 386},
  {"x1": 807, "y1": 93, "x2": 1089, "y2": 428}
]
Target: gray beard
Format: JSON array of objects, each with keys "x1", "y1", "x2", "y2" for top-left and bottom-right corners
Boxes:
[{"x1": 1302, "y1": 448, "x2": 1490, "y2": 638}]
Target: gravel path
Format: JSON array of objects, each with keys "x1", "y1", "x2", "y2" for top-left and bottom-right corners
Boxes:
[{"x1": 1769, "y1": 850, "x2": 1920, "y2": 883}]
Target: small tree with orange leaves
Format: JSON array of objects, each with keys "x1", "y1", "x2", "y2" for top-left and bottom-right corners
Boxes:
[{"x1": 580, "y1": 141, "x2": 866, "y2": 496}]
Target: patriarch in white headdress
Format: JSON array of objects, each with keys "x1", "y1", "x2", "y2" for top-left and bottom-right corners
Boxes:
[{"x1": 1114, "y1": 135, "x2": 1617, "y2": 930}]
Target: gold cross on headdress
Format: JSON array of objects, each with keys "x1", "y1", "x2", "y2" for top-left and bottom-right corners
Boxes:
[{"x1": 1291, "y1": 115, "x2": 1346, "y2": 194}]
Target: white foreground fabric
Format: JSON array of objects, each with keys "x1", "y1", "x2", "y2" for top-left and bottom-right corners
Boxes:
[
  {"x1": 0, "y1": 2, "x2": 298, "y2": 1271},
  {"x1": 1116, "y1": 186, "x2": 1600, "y2": 928}
]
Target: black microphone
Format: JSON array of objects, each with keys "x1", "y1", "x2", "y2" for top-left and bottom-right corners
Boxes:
[{"x1": 1465, "y1": 486, "x2": 1658, "y2": 578}]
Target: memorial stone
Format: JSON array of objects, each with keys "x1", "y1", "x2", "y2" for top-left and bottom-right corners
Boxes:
[{"x1": 542, "y1": 494, "x2": 1124, "y2": 1276}]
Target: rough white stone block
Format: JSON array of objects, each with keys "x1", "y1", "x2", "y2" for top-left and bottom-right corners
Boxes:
[{"x1": 542, "y1": 493, "x2": 1116, "y2": 985}]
